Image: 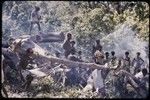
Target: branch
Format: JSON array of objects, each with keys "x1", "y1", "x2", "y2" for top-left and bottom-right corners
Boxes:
[{"x1": 36, "y1": 54, "x2": 109, "y2": 70}]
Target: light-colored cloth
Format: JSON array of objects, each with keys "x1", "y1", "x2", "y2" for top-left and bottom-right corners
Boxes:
[
  {"x1": 83, "y1": 69, "x2": 104, "y2": 92},
  {"x1": 93, "y1": 69, "x2": 104, "y2": 91},
  {"x1": 135, "y1": 71, "x2": 143, "y2": 79}
]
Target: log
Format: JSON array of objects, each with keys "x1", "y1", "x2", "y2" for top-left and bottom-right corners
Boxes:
[
  {"x1": 35, "y1": 54, "x2": 110, "y2": 70},
  {"x1": 14, "y1": 38, "x2": 111, "y2": 71},
  {"x1": 32, "y1": 32, "x2": 65, "y2": 43}
]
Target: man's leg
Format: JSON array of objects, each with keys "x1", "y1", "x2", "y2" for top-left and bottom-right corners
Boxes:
[
  {"x1": 29, "y1": 22, "x2": 33, "y2": 34},
  {"x1": 19, "y1": 68, "x2": 25, "y2": 82},
  {"x1": 64, "y1": 51, "x2": 69, "y2": 58},
  {"x1": 37, "y1": 22, "x2": 41, "y2": 32},
  {"x1": 23, "y1": 74, "x2": 34, "y2": 90}
]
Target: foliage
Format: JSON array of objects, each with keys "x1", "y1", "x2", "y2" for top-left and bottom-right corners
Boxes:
[{"x1": 2, "y1": 1, "x2": 149, "y2": 42}]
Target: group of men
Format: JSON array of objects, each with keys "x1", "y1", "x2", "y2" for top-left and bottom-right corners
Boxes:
[
  {"x1": 62, "y1": 33, "x2": 149, "y2": 98},
  {"x1": 1, "y1": 32, "x2": 149, "y2": 98},
  {"x1": 2, "y1": 38, "x2": 35, "y2": 97}
]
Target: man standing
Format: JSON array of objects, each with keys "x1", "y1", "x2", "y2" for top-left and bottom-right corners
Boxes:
[
  {"x1": 122, "y1": 51, "x2": 131, "y2": 72},
  {"x1": 132, "y1": 52, "x2": 144, "y2": 75},
  {"x1": 29, "y1": 6, "x2": 41, "y2": 34},
  {"x1": 92, "y1": 40, "x2": 103, "y2": 54},
  {"x1": 62, "y1": 33, "x2": 72, "y2": 58}
]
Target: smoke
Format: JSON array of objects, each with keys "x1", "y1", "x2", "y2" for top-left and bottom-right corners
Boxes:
[{"x1": 101, "y1": 23, "x2": 149, "y2": 64}]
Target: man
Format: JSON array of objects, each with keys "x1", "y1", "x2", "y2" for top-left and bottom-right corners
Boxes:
[
  {"x1": 101, "y1": 52, "x2": 111, "y2": 82},
  {"x1": 104, "y1": 52, "x2": 110, "y2": 64},
  {"x1": 21, "y1": 74, "x2": 34, "y2": 91},
  {"x1": 109, "y1": 58, "x2": 128, "y2": 98},
  {"x1": 66, "y1": 49, "x2": 83, "y2": 86},
  {"x1": 92, "y1": 40, "x2": 103, "y2": 54},
  {"x1": 18, "y1": 48, "x2": 35, "y2": 82},
  {"x1": 55, "y1": 64, "x2": 69, "y2": 87},
  {"x1": 119, "y1": 68, "x2": 149, "y2": 97},
  {"x1": 83, "y1": 61, "x2": 113, "y2": 97},
  {"x1": 132, "y1": 52, "x2": 144, "y2": 75},
  {"x1": 2, "y1": 40, "x2": 21, "y2": 82},
  {"x1": 110, "y1": 51, "x2": 117, "y2": 67},
  {"x1": 29, "y1": 6, "x2": 41, "y2": 34},
  {"x1": 70, "y1": 40, "x2": 76, "y2": 55},
  {"x1": 16, "y1": 48, "x2": 36, "y2": 91},
  {"x1": 122, "y1": 51, "x2": 131, "y2": 72},
  {"x1": 62, "y1": 33, "x2": 72, "y2": 58},
  {"x1": 77, "y1": 51, "x2": 82, "y2": 60},
  {"x1": 94, "y1": 50, "x2": 105, "y2": 65}
]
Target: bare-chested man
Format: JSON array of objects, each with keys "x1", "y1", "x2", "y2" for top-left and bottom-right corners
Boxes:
[
  {"x1": 92, "y1": 40, "x2": 103, "y2": 54},
  {"x1": 119, "y1": 68, "x2": 149, "y2": 97},
  {"x1": 62, "y1": 33, "x2": 72, "y2": 58},
  {"x1": 18, "y1": 48, "x2": 34, "y2": 82},
  {"x1": 104, "y1": 52, "x2": 111, "y2": 64},
  {"x1": 132, "y1": 52, "x2": 144, "y2": 75},
  {"x1": 94, "y1": 50, "x2": 105, "y2": 65},
  {"x1": 70, "y1": 40, "x2": 76, "y2": 55},
  {"x1": 122, "y1": 51, "x2": 131, "y2": 72},
  {"x1": 29, "y1": 6, "x2": 41, "y2": 34}
]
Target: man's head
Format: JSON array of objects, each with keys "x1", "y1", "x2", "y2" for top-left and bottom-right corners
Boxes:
[
  {"x1": 78, "y1": 51, "x2": 82, "y2": 55},
  {"x1": 105, "y1": 52, "x2": 109, "y2": 57},
  {"x1": 125, "y1": 51, "x2": 129, "y2": 56},
  {"x1": 55, "y1": 51, "x2": 60, "y2": 57},
  {"x1": 136, "y1": 52, "x2": 141, "y2": 57},
  {"x1": 26, "y1": 48, "x2": 34, "y2": 56},
  {"x1": 70, "y1": 41, "x2": 75, "y2": 47},
  {"x1": 111, "y1": 51, "x2": 115, "y2": 56},
  {"x1": 142, "y1": 68, "x2": 148, "y2": 76},
  {"x1": 35, "y1": 6, "x2": 40, "y2": 12},
  {"x1": 137, "y1": 69, "x2": 141, "y2": 73},
  {"x1": 67, "y1": 33, "x2": 72, "y2": 40},
  {"x1": 96, "y1": 40, "x2": 100, "y2": 44}
]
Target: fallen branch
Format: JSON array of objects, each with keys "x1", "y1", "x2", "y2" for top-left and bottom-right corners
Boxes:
[{"x1": 36, "y1": 54, "x2": 110, "y2": 70}]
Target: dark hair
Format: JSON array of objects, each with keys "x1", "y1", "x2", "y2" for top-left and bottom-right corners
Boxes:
[
  {"x1": 35, "y1": 6, "x2": 40, "y2": 11},
  {"x1": 125, "y1": 51, "x2": 129, "y2": 55},
  {"x1": 137, "y1": 69, "x2": 141, "y2": 73},
  {"x1": 111, "y1": 51, "x2": 115, "y2": 56},
  {"x1": 105, "y1": 52, "x2": 109, "y2": 55},
  {"x1": 78, "y1": 51, "x2": 82, "y2": 55},
  {"x1": 137, "y1": 52, "x2": 140, "y2": 55},
  {"x1": 142, "y1": 68, "x2": 147, "y2": 76},
  {"x1": 26, "y1": 48, "x2": 33, "y2": 53},
  {"x1": 55, "y1": 51, "x2": 60, "y2": 57},
  {"x1": 96, "y1": 40, "x2": 100, "y2": 43},
  {"x1": 67, "y1": 33, "x2": 71, "y2": 37}
]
